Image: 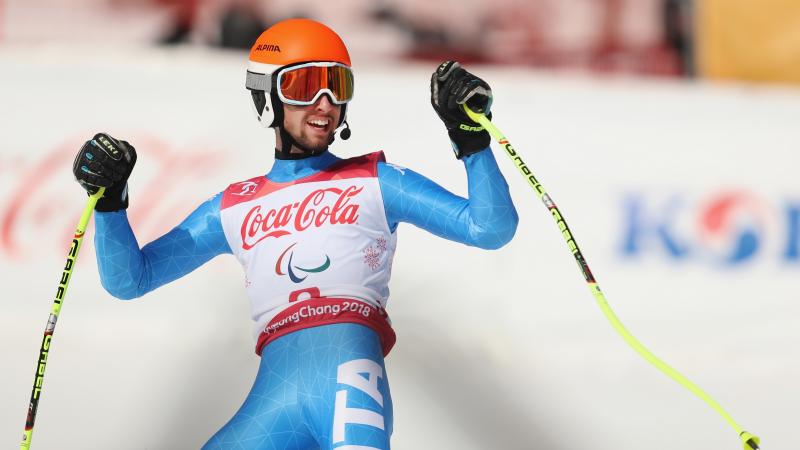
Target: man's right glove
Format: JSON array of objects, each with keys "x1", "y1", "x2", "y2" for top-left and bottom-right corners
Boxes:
[
  {"x1": 72, "y1": 133, "x2": 137, "y2": 212},
  {"x1": 430, "y1": 60, "x2": 494, "y2": 159}
]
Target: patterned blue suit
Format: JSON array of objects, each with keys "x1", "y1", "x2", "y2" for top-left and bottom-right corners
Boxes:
[{"x1": 94, "y1": 149, "x2": 517, "y2": 449}]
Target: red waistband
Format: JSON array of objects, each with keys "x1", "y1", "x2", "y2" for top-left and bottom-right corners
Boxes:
[{"x1": 255, "y1": 297, "x2": 396, "y2": 357}]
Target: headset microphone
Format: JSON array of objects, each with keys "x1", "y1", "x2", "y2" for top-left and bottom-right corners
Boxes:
[{"x1": 340, "y1": 121, "x2": 351, "y2": 140}]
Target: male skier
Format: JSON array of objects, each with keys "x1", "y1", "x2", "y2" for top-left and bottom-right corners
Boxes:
[{"x1": 72, "y1": 18, "x2": 518, "y2": 449}]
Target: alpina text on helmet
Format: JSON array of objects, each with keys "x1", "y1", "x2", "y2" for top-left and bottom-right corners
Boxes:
[{"x1": 256, "y1": 44, "x2": 282, "y2": 52}]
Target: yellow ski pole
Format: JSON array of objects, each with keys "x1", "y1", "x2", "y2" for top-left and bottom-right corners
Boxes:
[
  {"x1": 464, "y1": 105, "x2": 759, "y2": 450},
  {"x1": 20, "y1": 188, "x2": 104, "y2": 449}
]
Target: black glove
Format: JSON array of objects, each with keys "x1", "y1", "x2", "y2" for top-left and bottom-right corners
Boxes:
[
  {"x1": 430, "y1": 60, "x2": 493, "y2": 159},
  {"x1": 72, "y1": 133, "x2": 137, "y2": 212}
]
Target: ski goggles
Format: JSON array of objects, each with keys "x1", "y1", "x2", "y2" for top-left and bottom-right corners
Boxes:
[{"x1": 246, "y1": 62, "x2": 353, "y2": 106}]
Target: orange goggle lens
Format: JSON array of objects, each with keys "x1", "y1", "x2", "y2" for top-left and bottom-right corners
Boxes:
[{"x1": 278, "y1": 64, "x2": 354, "y2": 105}]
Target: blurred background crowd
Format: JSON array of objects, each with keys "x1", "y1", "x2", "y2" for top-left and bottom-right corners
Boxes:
[
  {"x1": 1, "y1": 0, "x2": 799, "y2": 85},
  {"x1": 2, "y1": 2, "x2": 799, "y2": 449}
]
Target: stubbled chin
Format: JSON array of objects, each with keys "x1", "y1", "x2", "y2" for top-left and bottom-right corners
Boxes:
[{"x1": 299, "y1": 129, "x2": 333, "y2": 152}]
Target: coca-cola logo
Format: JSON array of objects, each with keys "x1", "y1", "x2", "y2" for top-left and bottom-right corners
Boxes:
[
  {"x1": 0, "y1": 134, "x2": 226, "y2": 263},
  {"x1": 240, "y1": 185, "x2": 363, "y2": 250}
]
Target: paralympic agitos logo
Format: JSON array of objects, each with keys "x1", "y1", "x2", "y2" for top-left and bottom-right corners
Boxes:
[
  {"x1": 240, "y1": 185, "x2": 363, "y2": 250},
  {"x1": 275, "y1": 242, "x2": 331, "y2": 283}
]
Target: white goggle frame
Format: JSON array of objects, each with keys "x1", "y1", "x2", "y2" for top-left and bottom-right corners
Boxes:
[{"x1": 274, "y1": 61, "x2": 354, "y2": 106}]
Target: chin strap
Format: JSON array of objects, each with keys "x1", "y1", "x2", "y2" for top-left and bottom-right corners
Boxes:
[
  {"x1": 269, "y1": 87, "x2": 352, "y2": 159},
  {"x1": 275, "y1": 126, "x2": 337, "y2": 160}
]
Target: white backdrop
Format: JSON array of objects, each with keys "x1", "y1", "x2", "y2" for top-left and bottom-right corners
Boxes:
[{"x1": 1, "y1": 46, "x2": 798, "y2": 450}]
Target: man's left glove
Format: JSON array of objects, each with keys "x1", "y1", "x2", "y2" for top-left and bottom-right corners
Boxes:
[
  {"x1": 72, "y1": 133, "x2": 137, "y2": 212},
  {"x1": 430, "y1": 60, "x2": 493, "y2": 159}
]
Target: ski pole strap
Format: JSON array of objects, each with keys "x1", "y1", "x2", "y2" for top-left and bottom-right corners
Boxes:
[
  {"x1": 463, "y1": 106, "x2": 759, "y2": 450},
  {"x1": 21, "y1": 188, "x2": 104, "y2": 450}
]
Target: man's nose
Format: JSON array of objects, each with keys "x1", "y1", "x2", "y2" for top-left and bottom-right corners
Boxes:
[{"x1": 315, "y1": 93, "x2": 334, "y2": 111}]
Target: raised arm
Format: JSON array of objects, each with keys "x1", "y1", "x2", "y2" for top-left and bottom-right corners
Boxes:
[
  {"x1": 378, "y1": 151, "x2": 517, "y2": 249},
  {"x1": 73, "y1": 133, "x2": 231, "y2": 300},
  {"x1": 94, "y1": 195, "x2": 231, "y2": 299},
  {"x1": 377, "y1": 61, "x2": 518, "y2": 249}
]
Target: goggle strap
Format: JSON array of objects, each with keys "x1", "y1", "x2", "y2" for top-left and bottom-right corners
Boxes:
[{"x1": 246, "y1": 71, "x2": 272, "y2": 92}]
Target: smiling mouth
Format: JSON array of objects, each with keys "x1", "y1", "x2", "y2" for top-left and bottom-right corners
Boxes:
[{"x1": 306, "y1": 118, "x2": 331, "y2": 132}]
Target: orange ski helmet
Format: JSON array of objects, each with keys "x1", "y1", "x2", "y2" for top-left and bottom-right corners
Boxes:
[{"x1": 245, "y1": 18, "x2": 352, "y2": 130}]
